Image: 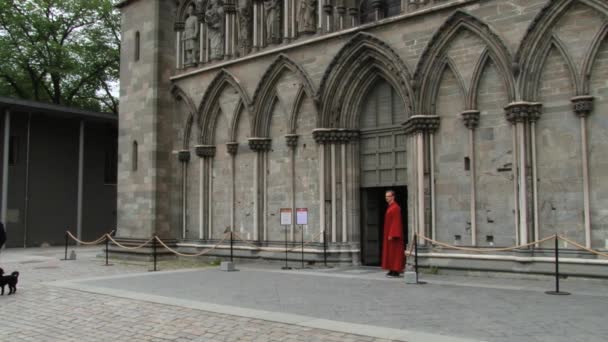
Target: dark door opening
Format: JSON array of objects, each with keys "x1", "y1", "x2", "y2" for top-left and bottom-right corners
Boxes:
[{"x1": 360, "y1": 186, "x2": 407, "y2": 266}]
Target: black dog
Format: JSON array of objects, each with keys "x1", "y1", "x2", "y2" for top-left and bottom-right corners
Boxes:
[{"x1": 0, "y1": 268, "x2": 19, "y2": 295}]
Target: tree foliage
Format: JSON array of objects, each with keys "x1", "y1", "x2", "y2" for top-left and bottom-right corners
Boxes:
[{"x1": 0, "y1": 0, "x2": 120, "y2": 113}]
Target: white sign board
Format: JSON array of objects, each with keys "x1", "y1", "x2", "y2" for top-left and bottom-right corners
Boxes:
[
  {"x1": 296, "y1": 208, "x2": 308, "y2": 225},
  {"x1": 280, "y1": 208, "x2": 292, "y2": 226}
]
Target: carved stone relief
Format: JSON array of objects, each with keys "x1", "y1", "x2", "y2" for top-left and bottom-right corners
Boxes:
[
  {"x1": 205, "y1": 0, "x2": 225, "y2": 60},
  {"x1": 237, "y1": 0, "x2": 252, "y2": 55},
  {"x1": 298, "y1": 0, "x2": 317, "y2": 34}
]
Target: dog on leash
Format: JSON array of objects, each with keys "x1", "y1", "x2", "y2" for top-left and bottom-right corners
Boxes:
[{"x1": 0, "y1": 268, "x2": 19, "y2": 295}]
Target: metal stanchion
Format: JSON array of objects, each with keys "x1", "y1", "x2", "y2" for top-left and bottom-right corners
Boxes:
[
  {"x1": 230, "y1": 231, "x2": 234, "y2": 262},
  {"x1": 323, "y1": 229, "x2": 328, "y2": 267},
  {"x1": 61, "y1": 231, "x2": 69, "y2": 261},
  {"x1": 282, "y1": 227, "x2": 291, "y2": 270},
  {"x1": 150, "y1": 237, "x2": 158, "y2": 272},
  {"x1": 300, "y1": 226, "x2": 305, "y2": 269},
  {"x1": 546, "y1": 235, "x2": 570, "y2": 295},
  {"x1": 103, "y1": 235, "x2": 113, "y2": 266}
]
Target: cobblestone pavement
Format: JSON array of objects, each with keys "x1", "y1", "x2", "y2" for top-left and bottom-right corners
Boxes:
[
  {"x1": 1, "y1": 246, "x2": 607, "y2": 342},
  {"x1": 0, "y1": 247, "x2": 395, "y2": 342}
]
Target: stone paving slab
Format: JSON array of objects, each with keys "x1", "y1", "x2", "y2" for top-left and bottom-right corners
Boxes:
[{"x1": 1, "y1": 247, "x2": 607, "y2": 342}]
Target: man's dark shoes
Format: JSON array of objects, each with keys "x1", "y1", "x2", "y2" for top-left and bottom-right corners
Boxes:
[{"x1": 385, "y1": 271, "x2": 399, "y2": 278}]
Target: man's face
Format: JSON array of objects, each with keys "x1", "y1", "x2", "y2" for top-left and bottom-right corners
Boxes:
[{"x1": 385, "y1": 192, "x2": 395, "y2": 205}]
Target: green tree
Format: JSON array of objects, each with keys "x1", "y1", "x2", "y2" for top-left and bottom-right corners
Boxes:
[{"x1": 0, "y1": 0, "x2": 120, "y2": 113}]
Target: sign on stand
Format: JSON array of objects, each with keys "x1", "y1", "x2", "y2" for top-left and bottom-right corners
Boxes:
[
  {"x1": 280, "y1": 208, "x2": 292, "y2": 226},
  {"x1": 296, "y1": 208, "x2": 308, "y2": 225}
]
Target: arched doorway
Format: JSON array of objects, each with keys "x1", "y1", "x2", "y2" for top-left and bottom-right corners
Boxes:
[{"x1": 359, "y1": 78, "x2": 408, "y2": 266}]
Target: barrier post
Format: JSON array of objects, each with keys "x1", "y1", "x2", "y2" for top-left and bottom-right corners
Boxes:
[
  {"x1": 546, "y1": 235, "x2": 570, "y2": 295},
  {"x1": 103, "y1": 235, "x2": 113, "y2": 266},
  {"x1": 414, "y1": 234, "x2": 419, "y2": 282},
  {"x1": 61, "y1": 231, "x2": 69, "y2": 261},
  {"x1": 301, "y1": 225, "x2": 305, "y2": 269},
  {"x1": 152, "y1": 237, "x2": 158, "y2": 272},
  {"x1": 323, "y1": 229, "x2": 328, "y2": 267},
  {"x1": 230, "y1": 231, "x2": 234, "y2": 262},
  {"x1": 282, "y1": 227, "x2": 291, "y2": 270}
]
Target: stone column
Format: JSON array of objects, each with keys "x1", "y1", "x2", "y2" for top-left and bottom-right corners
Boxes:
[
  {"x1": 461, "y1": 110, "x2": 480, "y2": 246},
  {"x1": 371, "y1": 0, "x2": 384, "y2": 21},
  {"x1": 505, "y1": 102, "x2": 534, "y2": 245},
  {"x1": 529, "y1": 103, "x2": 542, "y2": 245},
  {"x1": 1, "y1": 109, "x2": 10, "y2": 226},
  {"x1": 249, "y1": 138, "x2": 271, "y2": 241},
  {"x1": 224, "y1": 1, "x2": 238, "y2": 60},
  {"x1": 348, "y1": 4, "x2": 358, "y2": 27},
  {"x1": 286, "y1": 134, "x2": 298, "y2": 240},
  {"x1": 322, "y1": 1, "x2": 333, "y2": 33},
  {"x1": 403, "y1": 115, "x2": 440, "y2": 245},
  {"x1": 313, "y1": 129, "x2": 331, "y2": 243},
  {"x1": 253, "y1": 0, "x2": 262, "y2": 51},
  {"x1": 174, "y1": 22, "x2": 185, "y2": 69},
  {"x1": 336, "y1": 1, "x2": 346, "y2": 30},
  {"x1": 572, "y1": 95, "x2": 594, "y2": 248},
  {"x1": 198, "y1": 10, "x2": 207, "y2": 64},
  {"x1": 178, "y1": 150, "x2": 191, "y2": 238},
  {"x1": 195, "y1": 145, "x2": 216, "y2": 239},
  {"x1": 227, "y1": 142, "x2": 239, "y2": 236}
]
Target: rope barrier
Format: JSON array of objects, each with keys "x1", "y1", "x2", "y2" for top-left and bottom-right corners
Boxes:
[
  {"x1": 66, "y1": 230, "x2": 108, "y2": 245},
  {"x1": 286, "y1": 231, "x2": 324, "y2": 252},
  {"x1": 232, "y1": 232, "x2": 263, "y2": 250},
  {"x1": 154, "y1": 233, "x2": 229, "y2": 257},
  {"x1": 232, "y1": 231, "x2": 325, "y2": 253},
  {"x1": 106, "y1": 235, "x2": 154, "y2": 250},
  {"x1": 557, "y1": 235, "x2": 608, "y2": 259},
  {"x1": 416, "y1": 233, "x2": 557, "y2": 253}
]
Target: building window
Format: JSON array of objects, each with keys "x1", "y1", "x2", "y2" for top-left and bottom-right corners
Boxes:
[
  {"x1": 132, "y1": 140, "x2": 138, "y2": 171},
  {"x1": 135, "y1": 31, "x2": 140, "y2": 61},
  {"x1": 104, "y1": 138, "x2": 117, "y2": 185},
  {"x1": 8, "y1": 136, "x2": 18, "y2": 165}
]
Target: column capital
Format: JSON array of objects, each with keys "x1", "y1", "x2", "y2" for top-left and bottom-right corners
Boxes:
[
  {"x1": 223, "y1": 2, "x2": 236, "y2": 13},
  {"x1": 529, "y1": 102, "x2": 543, "y2": 123},
  {"x1": 227, "y1": 142, "x2": 239, "y2": 155},
  {"x1": 195, "y1": 145, "x2": 216, "y2": 158},
  {"x1": 178, "y1": 150, "x2": 191, "y2": 162},
  {"x1": 504, "y1": 101, "x2": 536, "y2": 124},
  {"x1": 571, "y1": 96, "x2": 594, "y2": 118},
  {"x1": 313, "y1": 128, "x2": 359, "y2": 144},
  {"x1": 248, "y1": 137, "x2": 272, "y2": 152},
  {"x1": 461, "y1": 110, "x2": 480, "y2": 130},
  {"x1": 285, "y1": 134, "x2": 299, "y2": 148},
  {"x1": 371, "y1": 0, "x2": 384, "y2": 9},
  {"x1": 174, "y1": 22, "x2": 185, "y2": 31},
  {"x1": 323, "y1": 3, "x2": 334, "y2": 14},
  {"x1": 403, "y1": 115, "x2": 440, "y2": 135}
]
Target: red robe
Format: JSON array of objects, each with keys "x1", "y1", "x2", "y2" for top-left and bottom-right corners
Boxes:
[{"x1": 381, "y1": 202, "x2": 405, "y2": 272}]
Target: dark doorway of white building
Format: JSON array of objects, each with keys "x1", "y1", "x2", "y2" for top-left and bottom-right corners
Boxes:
[{"x1": 360, "y1": 186, "x2": 407, "y2": 266}]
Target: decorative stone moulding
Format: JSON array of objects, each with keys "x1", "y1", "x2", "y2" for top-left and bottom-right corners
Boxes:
[
  {"x1": 403, "y1": 115, "x2": 440, "y2": 135},
  {"x1": 178, "y1": 150, "x2": 191, "y2": 162},
  {"x1": 174, "y1": 21, "x2": 185, "y2": 31},
  {"x1": 461, "y1": 110, "x2": 480, "y2": 129},
  {"x1": 248, "y1": 137, "x2": 272, "y2": 151},
  {"x1": 529, "y1": 102, "x2": 542, "y2": 123},
  {"x1": 504, "y1": 102, "x2": 534, "y2": 124},
  {"x1": 312, "y1": 128, "x2": 359, "y2": 144},
  {"x1": 223, "y1": 2, "x2": 236, "y2": 12},
  {"x1": 195, "y1": 145, "x2": 216, "y2": 157},
  {"x1": 571, "y1": 96, "x2": 594, "y2": 118},
  {"x1": 285, "y1": 134, "x2": 299, "y2": 148},
  {"x1": 226, "y1": 142, "x2": 239, "y2": 155}
]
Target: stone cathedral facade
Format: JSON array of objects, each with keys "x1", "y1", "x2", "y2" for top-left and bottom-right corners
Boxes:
[{"x1": 116, "y1": 0, "x2": 608, "y2": 274}]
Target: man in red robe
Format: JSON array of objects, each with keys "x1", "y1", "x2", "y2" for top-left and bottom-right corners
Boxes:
[{"x1": 381, "y1": 190, "x2": 404, "y2": 277}]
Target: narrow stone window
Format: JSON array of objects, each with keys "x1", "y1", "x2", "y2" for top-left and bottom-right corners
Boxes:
[
  {"x1": 104, "y1": 127, "x2": 117, "y2": 184},
  {"x1": 464, "y1": 156, "x2": 470, "y2": 171},
  {"x1": 132, "y1": 140, "x2": 138, "y2": 171},
  {"x1": 134, "y1": 31, "x2": 140, "y2": 61}
]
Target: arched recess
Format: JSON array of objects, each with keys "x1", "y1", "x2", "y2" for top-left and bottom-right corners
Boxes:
[
  {"x1": 582, "y1": 23, "x2": 608, "y2": 95},
  {"x1": 415, "y1": 10, "x2": 516, "y2": 113},
  {"x1": 171, "y1": 84, "x2": 199, "y2": 149},
  {"x1": 175, "y1": 0, "x2": 198, "y2": 22},
  {"x1": 319, "y1": 32, "x2": 414, "y2": 127},
  {"x1": 516, "y1": 0, "x2": 608, "y2": 99},
  {"x1": 251, "y1": 54, "x2": 318, "y2": 137},
  {"x1": 198, "y1": 69, "x2": 252, "y2": 144}
]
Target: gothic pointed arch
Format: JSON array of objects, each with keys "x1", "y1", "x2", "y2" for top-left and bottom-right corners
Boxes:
[
  {"x1": 530, "y1": 34, "x2": 580, "y2": 100},
  {"x1": 581, "y1": 23, "x2": 608, "y2": 95},
  {"x1": 251, "y1": 54, "x2": 318, "y2": 137},
  {"x1": 429, "y1": 57, "x2": 468, "y2": 113},
  {"x1": 171, "y1": 84, "x2": 199, "y2": 149},
  {"x1": 319, "y1": 32, "x2": 414, "y2": 128},
  {"x1": 516, "y1": 0, "x2": 608, "y2": 99},
  {"x1": 415, "y1": 10, "x2": 516, "y2": 113},
  {"x1": 198, "y1": 69, "x2": 252, "y2": 145}
]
